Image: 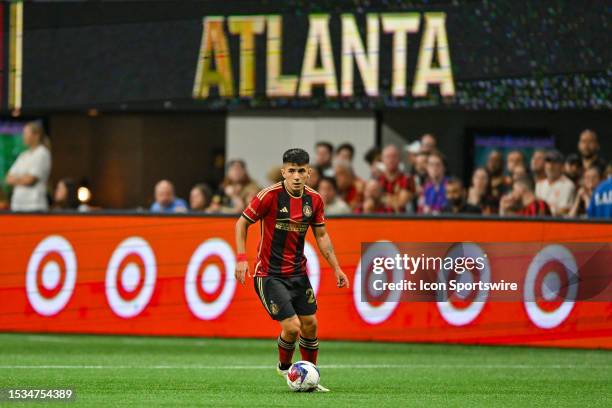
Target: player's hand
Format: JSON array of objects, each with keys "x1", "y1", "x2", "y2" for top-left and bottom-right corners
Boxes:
[
  {"x1": 334, "y1": 269, "x2": 349, "y2": 289},
  {"x1": 235, "y1": 261, "x2": 250, "y2": 285}
]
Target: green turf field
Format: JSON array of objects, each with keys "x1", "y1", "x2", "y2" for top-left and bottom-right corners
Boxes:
[{"x1": 0, "y1": 333, "x2": 610, "y2": 407}]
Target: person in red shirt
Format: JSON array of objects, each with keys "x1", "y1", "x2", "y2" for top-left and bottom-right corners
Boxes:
[
  {"x1": 234, "y1": 148, "x2": 349, "y2": 392},
  {"x1": 334, "y1": 160, "x2": 364, "y2": 210},
  {"x1": 500, "y1": 176, "x2": 550, "y2": 217},
  {"x1": 378, "y1": 145, "x2": 415, "y2": 212}
]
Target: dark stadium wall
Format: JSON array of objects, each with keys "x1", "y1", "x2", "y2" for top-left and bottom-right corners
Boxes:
[
  {"x1": 382, "y1": 110, "x2": 611, "y2": 182},
  {"x1": 49, "y1": 113, "x2": 226, "y2": 209}
]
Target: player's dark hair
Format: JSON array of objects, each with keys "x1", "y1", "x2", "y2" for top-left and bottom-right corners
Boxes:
[
  {"x1": 315, "y1": 141, "x2": 333, "y2": 153},
  {"x1": 283, "y1": 148, "x2": 310, "y2": 165},
  {"x1": 319, "y1": 176, "x2": 338, "y2": 191},
  {"x1": 336, "y1": 143, "x2": 355, "y2": 159}
]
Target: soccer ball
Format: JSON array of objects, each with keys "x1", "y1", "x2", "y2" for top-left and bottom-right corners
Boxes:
[{"x1": 286, "y1": 360, "x2": 320, "y2": 392}]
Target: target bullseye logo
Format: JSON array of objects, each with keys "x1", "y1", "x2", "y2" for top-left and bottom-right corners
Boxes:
[
  {"x1": 26, "y1": 235, "x2": 77, "y2": 316},
  {"x1": 524, "y1": 244, "x2": 578, "y2": 329},
  {"x1": 436, "y1": 243, "x2": 490, "y2": 326},
  {"x1": 185, "y1": 239, "x2": 236, "y2": 320},
  {"x1": 106, "y1": 237, "x2": 157, "y2": 318},
  {"x1": 353, "y1": 241, "x2": 402, "y2": 325},
  {"x1": 304, "y1": 241, "x2": 320, "y2": 295}
]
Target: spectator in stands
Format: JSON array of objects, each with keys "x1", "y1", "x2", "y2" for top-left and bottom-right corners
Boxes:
[
  {"x1": 52, "y1": 178, "x2": 79, "y2": 210},
  {"x1": 189, "y1": 183, "x2": 213, "y2": 212},
  {"x1": 442, "y1": 177, "x2": 481, "y2": 214},
  {"x1": 419, "y1": 151, "x2": 448, "y2": 214},
  {"x1": 467, "y1": 167, "x2": 497, "y2": 214},
  {"x1": 530, "y1": 149, "x2": 547, "y2": 183},
  {"x1": 318, "y1": 176, "x2": 350, "y2": 215},
  {"x1": 220, "y1": 159, "x2": 260, "y2": 213},
  {"x1": 150, "y1": 180, "x2": 187, "y2": 213},
  {"x1": 404, "y1": 140, "x2": 421, "y2": 173},
  {"x1": 606, "y1": 162, "x2": 612, "y2": 179},
  {"x1": 511, "y1": 165, "x2": 529, "y2": 183},
  {"x1": 306, "y1": 166, "x2": 321, "y2": 189},
  {"x1": 564, "y1": 153, "x2": 583, "y2": 186},
  {"x1": 569, "y1": 167, "x2": 601, "y2": 218},
  {"x1": 412, "y1": 152, "x2": 429, "y2": 191},
  {"x1": 364, "y1": 147, "x2": 383, "y2": 179},
  {"x1": 500, "y1": 177, "x2": 550, "y2": 217},
  {"x1": 335, "y1": 143, "x2": 355, "y2": 164},
  {"x1": 485, "y1": 150, "x2": 507, "y2": 205},
  {"x1": 420, "y1": 133, "x2": 437, "y2": 154},
  {"x1": 314, "y1": 141, "x2": 334, "y2": 176},
  {"x1": 334, "y1": 160, "x2": 363, "y2": 210},
  {"x1": 506, "y1": 150, "x2": 526, "y2": 178},
  {"x1": 4, "y1": 121, "x2": 52, "y2": 211},
  {"x1": 266, "y1": 166, "x2": 284, "y2": 184},
  {"x1": 379, "y1": 145, "x2": 414, "y2": 212},
  {"x1": 535, "y1": 150, "x2": 576, "y2": 216},
  {"x1": 354, "y1": 179, "x2": 394, "y2": 214},
  {"x1": 587, "y1": 171, "x2": 612, "y2": 218},
  {"x1": 578, "y1": 129, "x2": 606, "y2": 174}
]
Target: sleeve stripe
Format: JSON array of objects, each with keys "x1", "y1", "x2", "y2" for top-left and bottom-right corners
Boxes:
[
  {"x1": 257, "y1": 182, "x2": 282, "y2": 199},
  {"x1": 312, "y1": 222, "x2": 325, "y2": 227},
  {"x1": 242, "y1": 213, "x2": 256, "y2": 223},
  {"x1": 305, "y1": 186, "x2": 321, "y2": 197}
]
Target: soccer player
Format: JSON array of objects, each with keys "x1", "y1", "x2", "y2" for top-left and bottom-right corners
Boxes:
[{"x1": 234, "y1": 148, "x2": 349, "y2": 392}]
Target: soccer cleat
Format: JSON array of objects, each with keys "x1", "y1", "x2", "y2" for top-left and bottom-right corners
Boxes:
[
  {"x1": 276, "y1": 362, "x2": 289, "y2": 379},
  {"x1": 314, "y1": 383, "x2": 330, "y2": 392}
]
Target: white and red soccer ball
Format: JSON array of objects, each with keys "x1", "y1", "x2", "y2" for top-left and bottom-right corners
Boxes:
[{"x1": 286, "y1": 361, "x2": 320, "y2": 392}]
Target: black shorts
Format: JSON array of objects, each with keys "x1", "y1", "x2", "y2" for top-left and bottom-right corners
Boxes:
[{"x1": 254, "y1": 274, "x2": 317, "y2": 321}]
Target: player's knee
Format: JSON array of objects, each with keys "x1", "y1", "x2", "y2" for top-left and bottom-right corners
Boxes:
[
  {"x1": 300, "y1": 316, "x2": 317, "y2": 332},
  {"x1": 282, "y1": 317, "x2": 301, "y2": 337}
]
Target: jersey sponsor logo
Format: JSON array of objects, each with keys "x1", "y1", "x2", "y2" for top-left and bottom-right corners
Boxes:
[
  {"x1": 275, "y1": 222, "x2": 308, "y2": 232},
  {"x1": 303, "y1": 204, "x2": 312, "y2": 217},
  {"x1": 280, "y1": 206, "x2": 289, "y2": 213}
]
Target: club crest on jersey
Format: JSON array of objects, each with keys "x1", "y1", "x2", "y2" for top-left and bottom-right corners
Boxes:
[{"x1": 303, "y1": 205, "x2": 312, "y2": 218}]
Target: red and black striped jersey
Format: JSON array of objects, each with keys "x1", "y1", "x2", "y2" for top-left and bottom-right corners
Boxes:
[{"x1": 242, "y1": 182, "x2": 325, "y2": 277}]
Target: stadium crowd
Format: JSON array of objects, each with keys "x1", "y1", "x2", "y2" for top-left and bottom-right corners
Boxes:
[
  {"x1": 147, "y1": 129, "x2": 611, "y2": 219},
  {"x1": 2, "y1": 123, "x2": 611, "y2": 219}
]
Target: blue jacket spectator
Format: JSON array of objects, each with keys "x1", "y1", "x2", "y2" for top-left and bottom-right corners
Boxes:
[
  {"x1": 587, "y1": 178, "x2": 612, "y2": 219},
  {"x1": 150, "y1": 180, "x2": 187, "y2": 213}
]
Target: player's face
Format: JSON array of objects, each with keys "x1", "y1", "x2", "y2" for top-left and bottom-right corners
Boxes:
[{"x1": 281, "y1": 163, "x2": 310, "y2": 193}]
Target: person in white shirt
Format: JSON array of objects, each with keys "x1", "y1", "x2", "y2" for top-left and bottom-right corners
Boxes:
[
  {"x1": 4, "y1": 121, "x2": 52, "y2": 211},
  {"x1": 535, "y1": 150, "x2": 576, "y2": 216},
  {"x1": 317, "y1": 176, "x2": 350, "y2": 215}
]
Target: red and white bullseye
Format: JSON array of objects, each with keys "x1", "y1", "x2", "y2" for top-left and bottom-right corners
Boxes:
[
  {"x1": 353, "y1": 241, "x2": 402, "y2": 325},
  {"x1": 26, "y1": 235, "x2": 77, "y2": 316},
  {"x1": 524, "y1": 244, "x2": 578, "y2": 329},
  {"x1": 105, "y1": 237, "x2": 157, "y2": 318},
  {"x1": 185, "y1": 239, "x2": 236, "y2": 320},
  {"x1": 436, "y1": 243, "x2": 490, "y2": 327}
]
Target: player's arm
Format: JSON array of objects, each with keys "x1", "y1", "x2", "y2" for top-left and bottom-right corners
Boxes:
[
  {"x1": 234, "y1": 215, "x2": 252, "y2": 285},
  {"x1": 312, "y1": 225, "x2": 349, "y2": 288}
]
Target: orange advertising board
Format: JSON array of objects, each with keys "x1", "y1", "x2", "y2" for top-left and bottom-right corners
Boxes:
[{"x1": 0, "y1": 214, "x2": 610, "y2": 348}]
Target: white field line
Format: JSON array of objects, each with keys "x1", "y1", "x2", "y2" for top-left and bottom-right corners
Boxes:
[
  {"x1": 19, "y1": 335, "x2": 207, "y2": 347},
  {"x1": 0, "y1": 364, "x2": 608, "y2": 370}
]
